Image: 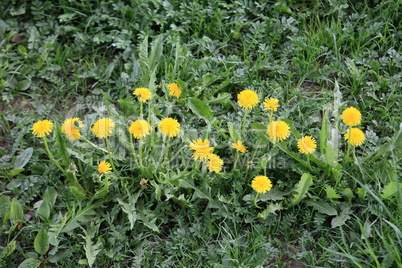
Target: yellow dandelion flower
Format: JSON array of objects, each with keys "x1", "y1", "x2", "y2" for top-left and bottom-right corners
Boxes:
[
  {"x1": 206, "y1": 154, "x2": 223, "y2": 173},
  {"x1": 297, "y1": 136, "x2": 317, "y2": 154},
  {"x1": 133, "y1": 87, "x2": 152, "y2": 103},
  {"x1": 129, "y1": 119, "x2": 151, "y2": 139},
  {"x1": 344, "y1": 128, "x2": 365, "y2": 146},
  {"x1": 98, "y1": 161, "x2": 112, "y2": 174},
  {"x1": 251, "y1": 176, "x2": 272, "y2": 194},
  {"x1": 168, "y1": 83, "x2": 182, "y2": 98},
  {"x1": 189, "y1": 139, "x2": 214, "y2": 160},
  {"x1": 232, "y1": 140, "x2": 248, "y2": 153},
  {"x1": 92, "y1": 118, "x2": 115, "y2": 138},
  {"x1": 31, "y1": 120, "x2": 53, "y2": 137},
  {"x1": 237, "y1": 89, "x2": 259, "y2": 110},
  {"x1": 158, "y1": 118, "x2": 180, "y2": 138},
  {"x1": 267, "y1": 120, "x2": 290, "y2": 142},
  {"x1": 61, "y1": 118, "x2": 84, "y2": 140},
  {"x1": 341, "y1": 107, "x2": 362, "y2": 127},
  {"x1": 263, "y1": 97, "x2": 280, "y2": 112}
]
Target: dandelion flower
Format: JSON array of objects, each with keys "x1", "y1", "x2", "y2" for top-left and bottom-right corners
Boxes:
[
  {"x1": 267, "y1": 120, "x2": 290, "y2": 142},
  {"x1": 98, "y1": 161, "x2": 112, "y2": 174},
  {"x1": 158, "y1": 118, "x2": 180, "y2": 138},
  {"x1": 189, "y1": 138, "x2": 214, "y2": 160},
  {"x1": 92, "y1": 118, "x2": 115, "y2": 138},
  {"x1": 206, "y1": 154, "x2": 223, "y2": 173},
  {"x1": 133, "y1": 87, "x2": 152, "y2": 103},
  {"x1": 168, "y1": 83, "x2": 182, "y2": 98},
  {"x1": 344, "y1": 128, "x2": 365, "y2": 146},
  {"x1": 297, "y1": 136, "x2": 317, "y2": 154},
  {"x1": 251, "y1": 176, "x2": 272, "y2": 194},
  {"x1": 129, "y1": 119, "x2": 151, "y2": 139},
  {"x1": 61, "y1": 118, "x2": 84, "y2": 140},
  {"x1": 263, "y1": 97, "x2": 280, "y2": 112},
  {"x1": 237, "y1": 89, "x2": 259, "y2": 110},
  {"x1": 341, "y1": 107, "x2": 361, "y2": 127},
  {"x1": 232, "y1": 140, "x2": 248, "y2": 153},
  {"x1": 31, "y1": 120, "x2": 53, "y2": 137}
]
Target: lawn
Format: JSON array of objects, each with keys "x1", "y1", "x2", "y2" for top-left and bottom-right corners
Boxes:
[{"x1": 1, "y1": 0, "x2": 401, "y2": 267}]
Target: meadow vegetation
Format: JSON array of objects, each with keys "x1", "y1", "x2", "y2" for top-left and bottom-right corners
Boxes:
[{"x1": 0, "y1": 0, "x2": 401, "y2": 267}]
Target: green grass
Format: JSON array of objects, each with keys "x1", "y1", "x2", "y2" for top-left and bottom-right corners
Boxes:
[{"x1": 1, "y1": 0, "x2": 402, "y2": 267}]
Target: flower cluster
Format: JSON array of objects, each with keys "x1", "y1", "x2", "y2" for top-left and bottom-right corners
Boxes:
[
  {"x1": 30, "y1": 85, "x2": 368, "y2": 209},
  {"x1": 188, "y1": 138, "x2": 223, "y2": 173},
  {"x1": 342, "y1": 106, "x2": 365, "y2": 146}
]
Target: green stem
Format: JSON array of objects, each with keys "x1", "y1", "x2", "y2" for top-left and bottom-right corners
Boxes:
[
  {"x1": 105, "y1": 137, "x2": 116, "y2": 171},
  {"x1": 345, "y1": 128, "x2": 352, "y2": 163},
  {"x1": 81, "y1": 136, "x2": 108, "y2": 153},
  {"x1": 253, "y1": 192, "x2": 261, "y2": 208},
  {"x1": 241, "y1": 109, "x2": 249, "y2": 140},
  {"x1": 306, "y1": 154, "x2": 313, "y2": 172},
  {"x1": 139, "y1": 138, "x2": 144, "y2": 168},
  {"x1": 269, "y1": 110, "x2": 273, "y2": 124},
  {"x1": 163, "y1": 137, "x2": 171, "y2": 166},
  {"x1": 42, "y1": 136, "x2": 66, "y2": 176},
  {"x1": 233, "y1": 153, "x2": 239, "y2": 171},
  {"x1": 129, "y1": 135, "x2": 139, "y2": 166},
  {"x1": 140, "y1": 101, "x2": 144, "y2": 118},
  {"x1": 77, "y1": 158, "x2": 84, "y2": 177}
]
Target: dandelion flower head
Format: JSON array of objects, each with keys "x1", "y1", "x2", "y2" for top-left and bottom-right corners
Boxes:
[
  {"x1": 206, "y1": 154, "x2": 223, "y2": 173},
  {"x1": 267, "y1": 120, "x2": 290, "y2": 142},
  {"x1": 189, "y1": 138, "x2": 214, "y2": 160},
  {"x1": 263, "y1": 97, "x2": 280, "y2": 112},
  {"x1": 92, "y1": 118, "x2": 115, "y2": 138},
  {"x1": 251, "y1": 176, "x2": 272, "y2": 194},
  {"x1": 133, "y1": 87, "x2": 152, "y2": 103},
  {"x1": 31, "y1": 120, "x2": 53, "y2": 138},
  {"x1": 158, "y1": 118, "x2": 181, "y2": 138},
  {"x1": 232, "y1": 140, "x2": 248, "y2": 153},
  {"x1": 297, "y1": 136, "x2": 317, "y2": 154},
  {"x1": 98, "y1": 161, "x2": 112, "y2": 174},
  {"x1": 341, "y1": 107, "x2": 361, "y2": 127},
  {"x1": 62, "y1": 118, "x2": 84, "y2": 140},
  {"x1": 168, "y1": 83, "x2": 182, "y2": 98},
  {"x1": 129, "y1": 119, "x2": 151, "y2": 139},
  {"x1": 237, "y1": 89, "x2": 259, "y2": 110},
  {"x1": 344, "y1": 128, "x2": 365, "y2": 146}
]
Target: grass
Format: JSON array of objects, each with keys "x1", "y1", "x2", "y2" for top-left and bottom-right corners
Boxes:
[{"x1": 1, "y1": 0, "x2": 402, "y2": 267}]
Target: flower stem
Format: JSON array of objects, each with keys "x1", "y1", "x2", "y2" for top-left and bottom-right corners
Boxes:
[
  {"x1": 307, "y1": 154, "x2": 313, "y2": 172},
  {"x1": 253, "y1": 193, "x2": 261, "y2": 208},
  {"x1": 139, "y1": 139, "x2": 144, "y2": 168},
  {"x1": 81, "y1": 136, "x2": 108, "y2": 153},
  {"x1": 105, "y1": 137, "x2": 116, "y2": 171},
  {"x1": 163, "y1": 137, "x2": 171, "y2": 166},
  {"x1": 42, "y1": 136, "x2": 66, "y2": 176},
  {"x1": 129, "y1": 135, "x2": 139, "y2": 166},
  {"x1": 233, "y1": 153, "x2": 239, "y2": 171},
  {"x1": 269, "y1": 110, "x2": 273, "y2": 124},
  {"x1": 241, "y1": 109, "x2": 249, "y2": 140},
  {"x1": 345, "y1": 128, "x2": 352, "y2": 163},
  {"x1": 140, "y1": 101, "x2": 144, "y2": 118}
]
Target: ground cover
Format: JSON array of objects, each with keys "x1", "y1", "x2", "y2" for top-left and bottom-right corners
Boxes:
[{"x1": 0, "y1": 0, "x2": 401, "y2": 267}]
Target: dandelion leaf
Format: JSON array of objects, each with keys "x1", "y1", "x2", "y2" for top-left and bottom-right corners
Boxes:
[
  {"x1": 305, "y1": 200, "x2": 338, "y2": 216},
  {"x1": 13, "y1": 147, "x2": 33, "y2": 169},
  {"x1": 34, "y1": 228, "x2": 49, "y2": 255},
  {"x1": 258, "y1": 203, "x2": 283, "y2": 219},
  {"x1": 18, "y1": 258, "x2": 41, "y2": 268},
  {"x1": 290, "y1": 173, "x2": 314, "y2": 206},
  {"x1": 188, "y1": 97, "x2": 214, "y2": 121},
  {"x1": 10, "y1": 198, "x2": 23, "y2": 224},
  {"x1": 81, "y1": 223, "x2": 102, "y2": 268},
  {"x1": 325, "y1": 186, "x2": 342, "y2": 199},
  {"x1": 381, "y1": 181, "x2": 402, "y2": 199}
]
